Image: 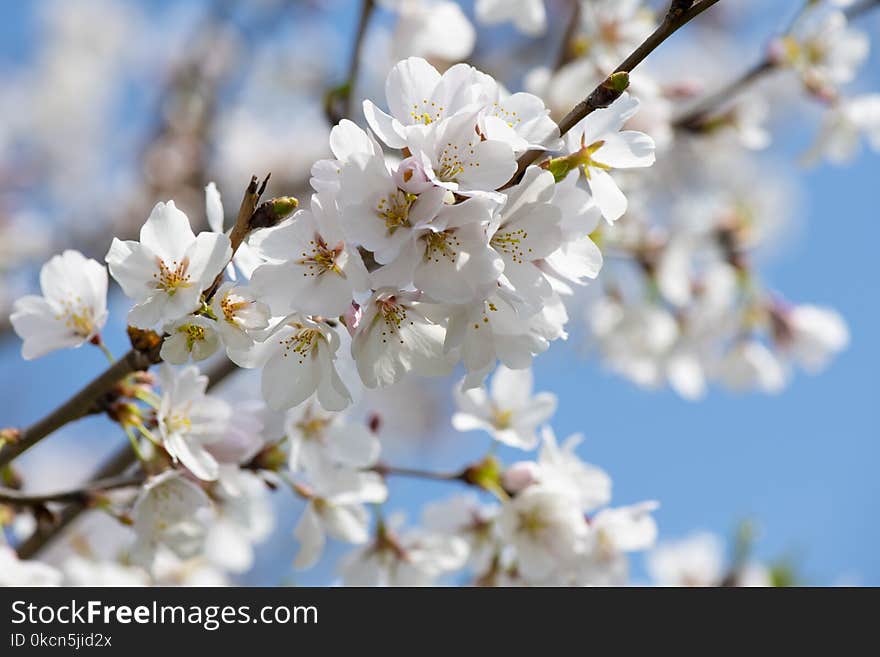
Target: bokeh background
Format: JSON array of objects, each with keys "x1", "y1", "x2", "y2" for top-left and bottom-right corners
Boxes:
[{"x1": 0, "y1": 0, "x2": 877, "y2": 585}]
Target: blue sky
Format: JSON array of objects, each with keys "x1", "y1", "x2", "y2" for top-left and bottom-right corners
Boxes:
[{"x1": 1, "y1": 1, "x2": 878, "y2": 585}]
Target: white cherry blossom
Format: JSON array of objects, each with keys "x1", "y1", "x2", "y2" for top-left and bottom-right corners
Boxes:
[
  {"x1": 159, "y1": 315, "x2": 221, "y2": 364},
  {"x1": 11, "y1": 249, "x2": 108, "y2": 359},
  {"x1": 475, "y1": 0, "x2": 547, "y2": 37},
  {"x1": 452, "y1": 365, "x2": 556, "y2": 449},
  {"x1": 105, "y1": 200, "x2": 231, "y2": 328},
  {"x1": 563, "y1": 93, "x2": 656, "y2": 223},
  {"x1": 157, "y1": 364, "x2": 232, "y2": 481}
]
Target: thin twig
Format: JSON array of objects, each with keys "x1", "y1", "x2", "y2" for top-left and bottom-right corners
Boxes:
[
  {"x1": 0, "y1": 349, "x2": 156, "y2": 469},
  {"x1": 554, "y1": 0, "x2": 582, "y2": 71},
  {"x1": 673, "y1": 0, "x2": 880, "y2": 129},
  {"x1": 0, "y1": 472, "x2": 145, "y2": 506},
  {"x1": 508, "y1": 0, "x2": 722, "y2": 184},
  {"x1": 325, "y1": 0, "x2": 375, "y2": 124},
  {"x1": 373, "y1": 463, "x2": 466, "y2": 482}
]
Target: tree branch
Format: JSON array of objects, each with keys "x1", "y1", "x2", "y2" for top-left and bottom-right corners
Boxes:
[
  {"x1": 0, "y1": 348, "x2": 157, "y2": 469},
  {"x1": 673, "y1": 0, "x2": 880, "y2": 130},
  {"x1": 0, "y1": 472, "x2": 145, "y2": 506},
  {"x1": 509, "y1": 0, "x2": 722, "y2": 183},
  {"x1": 1, "y1": 176, "x2": 271, "y2": 470},
  {"x1": 15, "y1": 356, "x2": 240, "y2": 559},
  {"x1": 325, "y1": 0, "x2": 376, "y2": 125}
]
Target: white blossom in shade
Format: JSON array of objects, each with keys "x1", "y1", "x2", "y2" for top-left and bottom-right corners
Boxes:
[
  {"x1": 209, "y1": 282, "x2": 271, "y2": 353},
  {"x1": 11, "y1": 250, "x2": 108, "y2": 360},
  {"x1": 588, "y1": 296, "x2": 679, "y2": 390},
  {"x1": 159, "y1": 315, "x2": 221, "y2": 364},
  {"x1": 473, "y1": 73, "x2": 562, "y2": 153},
  {"x1": 105, "y1": 201, "x2": 231, "y2": 329},
  {"x1": 150, "y1": 550, "x2": 229, "y2": 586},
  {"x1": 421, "y1": 493, "x2": 499, "y2": 573},
  {"x1": 205, "y1": 400, "x2": 267, "y2": 466},
  {"x1": 370, "y1": 196, "x2": 503, "y2": 303},
  {"x1": 591, "y1": 501, "x2": 659, "y2": 555},
  {"x1": 293, "y1": 469, "x2": 388, "y2": 570},
  {"x1": 717, "y1": 340, "x2": 787, "y2": 394},
  {"x1": 807, "y1": 94, "x2": 880, "y2": 164},
  {"x1": 647, "y1": 532, "x2": 726, "y2": 587},
  {"x1": 475, "y1": 0, "x2": 546, "y2": 36},
  {"x1": 203, "y1": 466, "x2": 274, "y2": 574},
  {"x1": 249, "y1": 194, "x2": 369, "y2": 317},
  {"x1": 536, "y1": 427, "x2": 611, "y2": 512},
  {"x1": 487, "y1": 166, "x2": 563, "y2": 309},
  {"x1": 578, "y1": 0, "x2": 655, "y2": 68},
  {"x1": 351, "y1": 289, "x2": 456, "y2": 389},
  {"x1": 781, "y1": 9, "x2": 869, "y2": 92},
  {"x1": 563, "y1": 93, "x2": 656, "y2": 223},
  {"x1": 0, "y1": 545, "x2": 61, "y2": 586},
  {"x1": 286, "y1": 403, "x2": 380, "y2": 475},
  {"x1": 363, "y1": 57, "x2": 483, "y2": 149},
  {"x1": 61, "y1": 557, "x2": 150, "y2": 586},
  {"x1": 259, "y1": 316, "x2": 352, "y2": 412},
  {"x1": 205, "y1": 182, "x2": 262, "y2": 281},
  {"x1": 445, "y1": 288, "x2": 567, "y2": 387},
  {"x1": 339, "y1": 147, "x2": 447, "y2": 265},
  {"x1": 774, "y1": 304, "x2": 849, "y2": 373},
  {"x1": 498, "y1": 485, "x2": 587, "y2": 582},
  {"x1": 408, "y1": 107, "x2": 517, "y2": 198},
  {"x1": 339, "y1": 515, "x2": 468, "y2": 586},
  {"x1": 539, "y1": 170, "x2": 603, "y2": 294},
  {"x1": 452, "y1": 365, "x2": 556, "y2": 450},
  {"x1": 378, "y1": 0, "x2": 475, "y2": 64},
  {"x1": 157, "y1": 364, "x2": 231, "y2": 481},
  {"x1": 130, "y1": 471, "x2": 214, "y2": 570}
]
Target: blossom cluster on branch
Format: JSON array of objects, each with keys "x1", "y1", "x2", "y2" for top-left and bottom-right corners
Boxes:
[{"x1": 1, "y1": 0, "x2": 876, "y2": 587}]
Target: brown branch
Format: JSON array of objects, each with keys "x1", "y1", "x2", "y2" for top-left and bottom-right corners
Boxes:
[
  {"x1": 508, "y1": 0, "x2": 722, "y2": 184},
  {"x1": 373, "y1": 463, "x2": 466, "y2": 482},
  {"x1": 0, "y1": 472, "x2": 145, "y2": 506},
  {"x1": 15, "y1": 356, "x2": 240, "y2": 559},
  {"x1": 325, "y1": 0, "x2": 376, "y2": 125},
  {"x1": 554, "y1": 0, "x2": 583, "y2": 71},
  {"x1": 673, "y1": 0, "x2": 880, "y2": 130},
  {"x1": 0, "y1": 348, "x2": 157, "y2": 469}
]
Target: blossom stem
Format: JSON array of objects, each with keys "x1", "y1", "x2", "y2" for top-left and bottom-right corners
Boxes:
[
  {"x1": 96, "y1": 340, "x2": 116, "y2": 364},
  {"x1": 0, "y1": 472, "x2": 145, "y2": 506},
  {"x1": 509, "y1": 0, "x2": 722, "y2": 184}
]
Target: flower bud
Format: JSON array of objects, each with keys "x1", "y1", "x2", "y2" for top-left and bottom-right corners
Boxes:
[{"x1": 502, "y1": 461, "x2": 541, "y2": 493}]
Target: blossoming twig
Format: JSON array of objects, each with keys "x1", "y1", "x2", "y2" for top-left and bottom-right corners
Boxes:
[
  {"x1": 510, "y1": 0, "x2": 722, "y2": 183},
  {"x1": 15, "y1": 356, "x2": 240, "y2": 559},
  {"x1": 674, "y1": 0, "x2": 880, "y2": 130},
  {"x1": 0, "y1": 348, "x2": 157, "y2": 469},
  {"x1": 0, "y1": 472, "x2": 145, "y2": 506}
]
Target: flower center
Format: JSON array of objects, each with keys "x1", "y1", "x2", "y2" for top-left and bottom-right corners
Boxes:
[
  {"x1": 491, "y1": 227, "x2": 530, "y2": 264},
  {"x1": 491, "y1": 407, "x2": 514, "y2": 430},
  {"x1": 376, "y1": 190, "x2": 417, "y2": 232},
  {"x1": 489, "y1": 102, "x2": 520, "y2": 129},
  {"x1": 220, "y1": 292, "x2": 249, "y2": 324},
  {"x1": 437, "y1": 141, "x2": 477, "y2": 182},
  {"x1": 297, "y1": 235, "x2": 346, "y2": 276},
  {"x1": 153, "y1": 257, "x2": 193, "y2": 296},
  {"x1": 423, "y1": 230, "x2": 460, "y2": 263},
  {"x1": 57, "y1": 297, "x2": 96, "y2": 338},
  {"x1": 576, "y1": 139, "x2": 611, "y2": 179},
  {"x1": 176, "y1": 323, "x2": 207, "y2": 351},
  {"x1": 377, "y1": 299, "x2": 411, "y2": 345},
  {"x1": 517, "y1": 508, "x2": 547, "y2": 537},
  {"x1": 279, "y1": 326, "x2": 320, "y2": 364},
  {"x1": 409, "y1": 99, "x2": 444, "y2": 125}
]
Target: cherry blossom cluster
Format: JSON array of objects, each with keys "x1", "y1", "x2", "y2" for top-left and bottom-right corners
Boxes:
[{"x1": 1, "y1": 364, "x2": 661, "y2": 587}]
